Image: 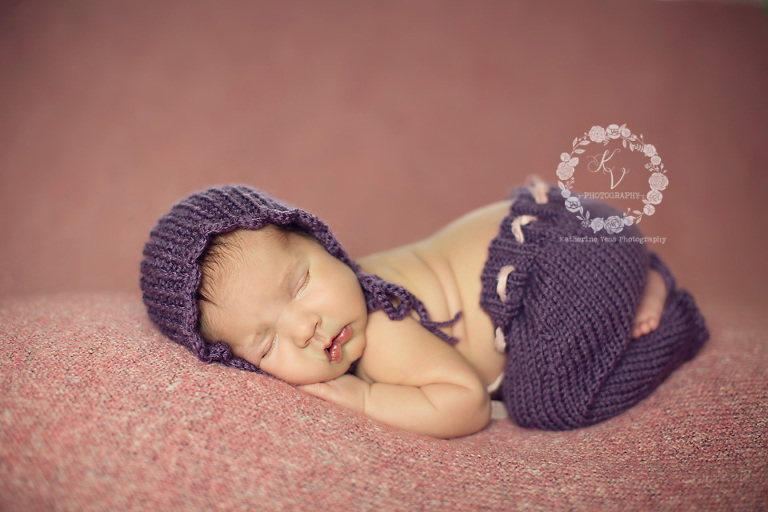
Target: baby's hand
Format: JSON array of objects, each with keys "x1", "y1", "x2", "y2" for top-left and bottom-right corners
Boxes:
[{"x1": 298, "y1": 374, "x2": 370, "y2": 414}]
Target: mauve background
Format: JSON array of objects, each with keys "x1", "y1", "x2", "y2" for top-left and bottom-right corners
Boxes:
[{"x1": 0, "y1": 0, "x2": 766, "y2": 309}]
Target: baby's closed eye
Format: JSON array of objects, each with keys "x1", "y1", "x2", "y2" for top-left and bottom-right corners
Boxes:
[
  {"x1": 263, "y1": 335, "x2": 278, "y2": 358},
  {"x1": 296, "y1": 270, "x2": 311, "y2": 296}
]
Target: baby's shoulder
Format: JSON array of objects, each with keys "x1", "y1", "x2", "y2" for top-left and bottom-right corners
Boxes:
[
  {"x1": 356, "y1": 309, "x2": 482, "y2": 389},
  {"x1": 357, "y1": 242, "x2": 452, "y2": 326},
  {"x1": 357, "y1": 199, "x2": 512, "y2": 332},
  {"x1": 354, "y1": 310, "x2": 423, "y2": 385}
]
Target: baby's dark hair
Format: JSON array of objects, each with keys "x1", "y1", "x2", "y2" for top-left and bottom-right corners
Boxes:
[
  {"x1": 195, "y1": 230, "x2": 241, "y2": 342},
  {"x1": 197, "y1": 231, "x2": 238, "y2": 306}
]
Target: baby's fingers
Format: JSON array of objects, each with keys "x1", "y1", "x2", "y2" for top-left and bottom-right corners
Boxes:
[
  {"x1": 297, "y1": 376, "x2": 368, "y2": 413},
  {"x1": 297, "y1": 382, "x2": 332, "y2": 400},
  {"x1": 297, "y1": 381, "x2": 350, "y2": 409}
]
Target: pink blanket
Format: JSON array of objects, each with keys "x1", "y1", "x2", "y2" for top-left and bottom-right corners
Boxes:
[{"x1": 2, "y1": 293, "x2": 765, "y2": 510}]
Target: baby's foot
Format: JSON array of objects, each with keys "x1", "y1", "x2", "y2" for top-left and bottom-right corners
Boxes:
[{"x1": 631, "y1": 268, "x2": 668, "y2": 339}]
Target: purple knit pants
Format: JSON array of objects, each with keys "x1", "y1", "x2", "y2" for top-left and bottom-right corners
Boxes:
[{"x1": 480, "y1": 186, "x2": 709, "y2": 430}]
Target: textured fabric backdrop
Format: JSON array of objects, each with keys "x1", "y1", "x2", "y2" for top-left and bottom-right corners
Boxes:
[{"x1": 1, "y1": 294, "x2": 766, "y2": 511}]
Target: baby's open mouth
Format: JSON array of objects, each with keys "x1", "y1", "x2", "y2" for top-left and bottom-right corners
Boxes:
[{"x1": 325, "y1": 326, "x2": 351, "y2": 363}]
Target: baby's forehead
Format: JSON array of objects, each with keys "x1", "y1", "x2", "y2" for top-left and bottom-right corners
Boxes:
[
  {"x1": 202, "y1": 226, "x2": 332, "y2": 301},
  {"x1": 198, "y1": 227, "x2": 293, "y2": 330}
]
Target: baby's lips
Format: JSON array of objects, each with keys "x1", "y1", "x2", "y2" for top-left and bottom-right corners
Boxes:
[
  {"x1": 333, "y1": 325, "x2": 351, "y2": 345},
  {"x1": 327, "y1": 342, "x2": 342, "y2": 363},
  {"x1": 325, "y1": 326, "x2": 351, "y2": 363}
]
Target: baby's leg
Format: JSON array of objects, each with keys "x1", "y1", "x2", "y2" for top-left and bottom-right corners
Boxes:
[{"x1": 631, "y1": 268, "x2": 668, "y2": 339}]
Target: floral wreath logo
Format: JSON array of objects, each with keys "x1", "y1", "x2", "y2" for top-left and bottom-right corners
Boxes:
[{"x1": 556, "y1": 124, "x2": 669, "y2": 234}]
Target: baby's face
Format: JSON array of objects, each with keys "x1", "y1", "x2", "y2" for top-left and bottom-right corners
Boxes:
[{"x1": 199, "y1": 226, "x2": 367, "y2": 385}]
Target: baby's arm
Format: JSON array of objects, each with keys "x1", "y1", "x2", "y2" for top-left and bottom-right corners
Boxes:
[{"x1": 299, "y1": 311, "x2": 491, "y2": 439}]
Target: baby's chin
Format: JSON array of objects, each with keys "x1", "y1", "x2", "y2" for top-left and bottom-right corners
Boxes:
[{"x1": 276, "y1": 363, "x2": 352, "y2": 386}]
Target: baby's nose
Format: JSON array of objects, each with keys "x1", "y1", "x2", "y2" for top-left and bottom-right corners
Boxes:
[{"x1": 294, "y1": 313, "x2": 321, "y2": 347}]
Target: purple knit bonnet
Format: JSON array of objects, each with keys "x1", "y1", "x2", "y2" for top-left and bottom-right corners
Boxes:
[{"x1": 140, "y1": 185, "x2": 459, "y2": 374}]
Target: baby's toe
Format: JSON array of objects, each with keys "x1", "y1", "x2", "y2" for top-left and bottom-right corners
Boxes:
[{"x1": 631, "y1": 318, "x2": 651, "y2": 339}]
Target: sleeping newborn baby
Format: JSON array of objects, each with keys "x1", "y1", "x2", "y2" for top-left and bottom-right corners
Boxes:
[{"x1": 140, "y1": 178, "x2": 708, "y2": 438}]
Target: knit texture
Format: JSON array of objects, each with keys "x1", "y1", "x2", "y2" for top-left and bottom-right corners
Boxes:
[
  {"x1": 481, "y1": 186, "x2": 710, "y2": 430},
  {"x1": 140, "y1": 185, "x2": 458, "y2": 375}
]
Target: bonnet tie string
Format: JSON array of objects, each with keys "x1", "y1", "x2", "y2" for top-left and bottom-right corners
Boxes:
[{"x1": 358, "y1": 273, "x2": 462, "y2": 344}]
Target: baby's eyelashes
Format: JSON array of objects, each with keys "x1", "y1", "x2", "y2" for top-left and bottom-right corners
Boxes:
[
  {"x1": 263, "y1": 334, "x2": 278, "y2": 359},
  {"x1": 296, "y1": 270, "x2": 311, "y2": 296}
]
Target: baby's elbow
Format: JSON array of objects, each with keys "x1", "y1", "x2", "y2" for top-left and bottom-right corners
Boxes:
[
  {"x1": 468, "y1": 387, "x2": 493, "y2": 435},
  {"x1": 447, "y1": 385, "x2": 492, "y2": 439}
]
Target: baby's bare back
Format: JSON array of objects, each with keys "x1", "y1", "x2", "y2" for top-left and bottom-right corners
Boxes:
[{"x1": 358, "y1": 200, "x2": 513, "y2": 387}]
